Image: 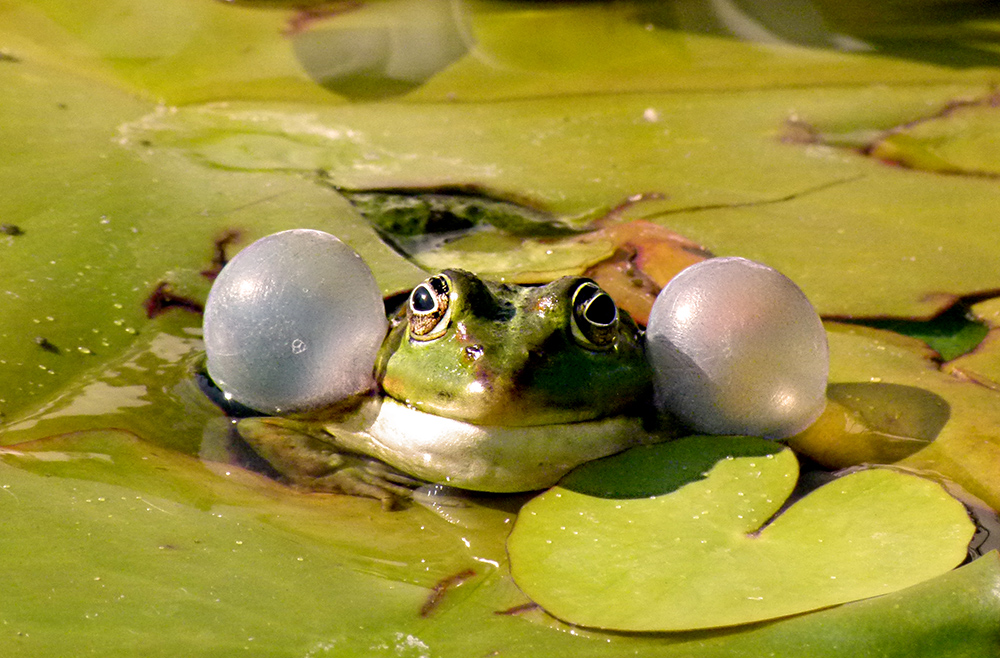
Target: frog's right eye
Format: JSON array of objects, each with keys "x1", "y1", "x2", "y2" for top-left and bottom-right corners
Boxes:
[
  {"x1": 408, "y1": 274, "x2": 452, "y2": 341},
  {"x1": 570, "y1": 281, "x2": 619, "y2": 350}
]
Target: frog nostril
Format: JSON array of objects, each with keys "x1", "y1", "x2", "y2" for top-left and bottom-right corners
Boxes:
[{"x1": 464, "y1": 344, "x2": 485, "y2": 362}]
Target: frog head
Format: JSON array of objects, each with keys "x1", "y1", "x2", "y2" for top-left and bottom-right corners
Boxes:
[{"x1": 378, "y1": 269, "x2": 652, "y2": 426}]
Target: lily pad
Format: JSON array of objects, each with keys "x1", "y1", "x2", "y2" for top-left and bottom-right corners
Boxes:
[
  {"x1": 788, "y1": 323, "x2": 1000, "y2": 512},
  {"x1": 945, "y1": 296, "x2": 1000, "y2": 389},
  {"x1": 5, "y1": 0, "x2": 1000, "y2": 654},
  {"x1": 791, "y1": 382, "x2": 948, "y2": 467},
  {"x1": 508, "y1": 436, "x2": 974, "y2": 631},
  {"x1": 842, "y1": 304, "x2": 989, "y2": 361},
  {"x1": 866, "y1": 95, "x2": 1000, "y2": 175},
  {"x1": 0, "y1": 44, "x2": 426, "y2": 422},
  {"x1": 118, "y1": 83, "x2": 1000, "y2": 319},
  {"x1": 0, "y1": 427, "x2": 996, "y2": 656},
  {"x1": 0, "y1": 430, "x2": 470, "y2": 655},
  {"x1": 394, "y1": 552, "x2": 1000, "y2": 658}
]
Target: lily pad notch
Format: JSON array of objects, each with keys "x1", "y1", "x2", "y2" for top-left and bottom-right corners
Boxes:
[{"x1": 507, "y1": 436, "x2": 975, "y2": 632}]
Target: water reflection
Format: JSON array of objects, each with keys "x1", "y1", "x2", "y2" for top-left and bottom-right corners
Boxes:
[
  {"x1": 274, "y1": 0, "x2": 1000, "y2": 98},
  {"x1": 664, "y1": 0, "x2": 871, "y2": 52},
  {"x1": 290, "y1": 0, "x2": 474, "y2": 99}
]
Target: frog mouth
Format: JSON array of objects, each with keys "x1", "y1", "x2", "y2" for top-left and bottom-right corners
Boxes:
[
  {"x1": 329, "y1": 397, "x2": 674, "y2": 493},
  {"x1": 380, "y1": 376, "x2": 653, "y2": 428}
]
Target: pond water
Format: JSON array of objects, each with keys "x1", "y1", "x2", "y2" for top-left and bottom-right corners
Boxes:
[{"x1": 2, "y1": 0, "x2": 1000, "y2": 655}]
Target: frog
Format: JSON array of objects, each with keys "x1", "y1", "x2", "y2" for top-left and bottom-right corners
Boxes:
[{"x1": 234, "y1": 268, "x2": 674, "y2": 506}]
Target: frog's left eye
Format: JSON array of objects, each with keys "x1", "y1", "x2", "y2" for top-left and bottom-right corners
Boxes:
[
  {"x1": 408, "y1": 274, "x2": 452, "y2": 341},
  {"x1": 571, "y1": 281, "x2": 619, "y2": 350}
]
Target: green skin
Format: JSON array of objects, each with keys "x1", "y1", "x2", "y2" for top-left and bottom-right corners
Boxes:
[{"x1": 238, "y1": 269, "x2": 671, "y2": 506}]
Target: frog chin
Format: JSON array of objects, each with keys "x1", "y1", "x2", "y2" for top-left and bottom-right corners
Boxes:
[{"x1": 323, "y1": 397, "x2": 672, "y2": 493}]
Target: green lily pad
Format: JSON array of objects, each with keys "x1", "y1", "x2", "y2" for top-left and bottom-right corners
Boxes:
[
  {"x1": 866, "y1": 96, "x2": 1000, "y2": 175},
  {"x1": 0, "y1": 427, "x2": 996, "y2": 656},
  {"x1": 945, "y1": 297, "x2": 1000, "y2": 389},
  {"x1": 5, "y1": 0, "x2": 1000, "y2": 653},
  {"x1": 0, "y1": 45, "x2": 426, "y2": 422},
  {"x1": 0, "y1": 431, "x2": 446, "y2": 655},
  {"x1": 791, "y1": 382, "x2": 948, "y2": 467},
  {"x1": 395, "y1": 552, "x2": 1000, "y2": 658},
  {"x1": 508, "y1": 436, "x2": 974, "y2": 632},
  {"x1": 843, "y1": 304, "x2": 989, "y2": 361},
  {"x1": 118, "y1": 83, "x2": 1000, "y2": 319},
  {"x1": 787, "y1": 323, "x2": 1000, "y2": 512}
]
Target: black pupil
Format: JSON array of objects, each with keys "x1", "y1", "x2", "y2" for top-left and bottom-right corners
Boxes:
[
  {"x1": 411, "y1": 285, "x2": 437, "y2": 313},
  {"x1": 584, "y1": 293, "x2": 617, "y2": 326}
]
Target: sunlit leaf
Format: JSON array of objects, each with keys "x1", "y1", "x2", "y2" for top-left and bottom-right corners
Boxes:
[
  {"x1": 4, "y1": 0, "x2": 1000, "y2": 654},
  {"x1": 945, "y1": 297, "x2": 1000, "y2": 389},
  {"x1": 789, "y1": 323, "x2": 1000, "y2": 511},
  {"x1": 0, "y1": 49, "x2": 425, "y2": 420},
  {"x1": 0, "y1": 429, "x2": 514, "y2": 656},
  {"x1": 118, "y1": 85, "x2": 1000, "y2": 319},
  {"x1": 508, "y1": 437, "x2": 973, "y2": 631}
]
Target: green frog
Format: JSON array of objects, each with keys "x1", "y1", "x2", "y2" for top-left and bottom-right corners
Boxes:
[{"x1": 236, "y1": 269, "x2": 672, "y2": 505}]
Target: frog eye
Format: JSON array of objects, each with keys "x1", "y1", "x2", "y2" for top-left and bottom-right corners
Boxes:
[
  {"x1": 408, "y1": 274, "x2": 452, "y2": 340},
  {"x1": 570, "y1": 281, "x2": 619, "y2": 350}
]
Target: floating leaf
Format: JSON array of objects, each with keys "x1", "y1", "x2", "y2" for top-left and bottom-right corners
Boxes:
[
  {"x1": 0, "y1": 45, "x2": 425, "y2": 421},
  {"x1": 407, "y1": 218, "x2": 709, "y2": 303},
  {"x1": 789, "y1": 323, "x2": 1000, "y2": 511},
  {"x1": 119, "y1": 84, "x2": 1000, "y2": 319},
  {"x1": 0, "y1": 429, "x2": 514, "y2": 656},
  {"x1": 842, "y1": 304, "x2": 989, "y2": 361},
  {"x1": 945, "y1": 297, "x2": 1000, "y2": 389},
  {"x1": 791, "y1": 382, "x2": 948, "y2": 468},
  {"x1": 5, "y1": 0, "x2": 1000, "y2": 654},
  {"x1": 867, "y1": 95, "x2": 1000, "y2": 175},
  {"x1": 508, "y1": 436, "x2": 973, "y2": 631},
  {"x1": 383, "y1": 552, "x2": 1000, "y2": 658}
]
